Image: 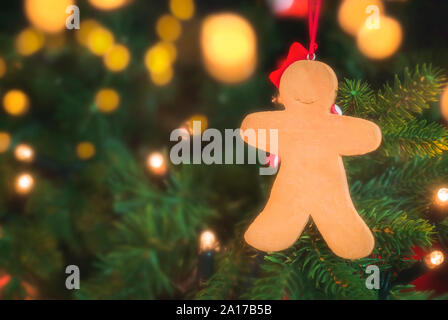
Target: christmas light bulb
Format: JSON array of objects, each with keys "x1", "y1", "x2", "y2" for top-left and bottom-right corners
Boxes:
[
  {"x1": 437, "y1": 188, "x2": 448, "y2": 203},
  {"x1": 147, "y1": 152, "x2": 167, "y2": 175},
  {"x1": 3, "y1": 89, "x2": 30, "y2": 116},
  {"x1": 14, "y1": 144, "x2": 34, "y2": 163},
  {"x1": 15, "y1": 173, "x2": 34, "y2": 195},
  {"x1": 200, "y1": 230, "x2": 218, "y2": 252},
  {"x1": 424, "y1": 250, "x2": 444, "y2": 269}
]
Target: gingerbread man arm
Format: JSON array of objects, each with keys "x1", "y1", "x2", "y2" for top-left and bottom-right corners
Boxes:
[
  {"x1": 331, "y1": 115, "x2": 382, "y2": 156},
  {"x1": 240, "y1": 111, "x2": 282, "y2": 153}
]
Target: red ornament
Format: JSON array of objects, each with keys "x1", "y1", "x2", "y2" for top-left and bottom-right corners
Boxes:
[{"x1": 272, "y1": 0, "x2": 309, "y2": 18}]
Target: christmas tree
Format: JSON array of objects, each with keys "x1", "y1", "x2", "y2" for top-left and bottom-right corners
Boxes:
[{"x1": 0, "y1": 0, "x2": 447, "y2": 300}]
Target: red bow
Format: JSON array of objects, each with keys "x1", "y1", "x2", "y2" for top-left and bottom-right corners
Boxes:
[{"x1": 268, "y1": 42, "x2": 308, "y2": 88}]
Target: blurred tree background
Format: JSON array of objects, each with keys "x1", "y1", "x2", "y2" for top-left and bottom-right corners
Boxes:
[{"x1": 0, "y1": 0, "x2": 447, "y2": 299}]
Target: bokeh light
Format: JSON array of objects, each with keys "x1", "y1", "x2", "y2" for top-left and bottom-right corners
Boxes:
[
  {"x1": 156, "y1": 15, "x2": 182, "y2": 42},
  {"x1": 357, "y1": 16, "x2": 402, "y2": 60},
  {"x1": 104, "y1": 44, "x2": 131, "y2": 72},
  {"x1": 76, "y1": 20, "x2": 102, "y2": 46},
  {"x1": 87, "y1": 27, "x2": 115, "y2": 56},
  {"x1": 14, "y1": 144, "x2": 35, "y2": 163},
  {"x1": 3, "y1": 90, "x2": 30, "y2": 116},
  {"x1": 441, "y1": 86, "x2": 448, "y2": 122},
  {"x1": 76, "y1": 142, "x2": 96, "y2": 160},
  {"x1": 150, "y1": 67, "x2": 174, "y2": 87},
  {"x1": 0, "y1": 132, "x2": 11, "y2": 153},
  {"x1": 88, "y1": 0, "x2": 128, "y2": 11},
  {"x1": 15, "y1": 173, "x2": 34, "y2": 195},
  {"x1": 158, "y1": 42, "x2": 177, "y2": 63},
  {"x1": 201, "y1": 13, "x2": 257, "y2": 84},
  {"x1": 144, "y1": 43, "x2": 172, "y2": 74},
  {"x1": 185, "y1": 114, "x2": 208, "y2": 135},
  {"x1": 147, "y1": 152, "x2": 167, "y2": 175},
  {"x1": 25, "y1": 0, "x2": 75, "y2": 34},
  {"x1": 199, "y1": 230, "x2": 218, "y2": 252},
  {"x1": 15, "y1": 28, "x2": 45, "y2": 56},
  {"x1": 424, "y1": 250, "x2": 445, "y2": 269},
  {"x1": 338, "y1": 0, "x2": 384, "y2": 36},
  {"x1": 170, "y1": 0, "x2": 195, "y2": 21},
  {"x1": 0, "y1": 57, "x2": 6, "y2": 78},
  {"x1": 438, "y1": 188, "x2": 448, "y2": 203},
  {"x1": 95, "y1": 89, "x2": 120, "y2": 113}
]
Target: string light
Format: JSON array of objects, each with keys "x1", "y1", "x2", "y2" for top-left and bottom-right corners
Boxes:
[
  {"x1": 76, "y1": 20, "x2": 102, "y2": 46},
  {"x1": 15, "y1": 28, "x2": 45, "y2": 56},
  {"x1": 437, "y1": 188, "x2": 448, "y2": 203},
  {"x1": 338, "y1": 0, "x2": 384, "y2": 36},
  {"x1": 201, "y1": 13, "x2": 257, "y2": 84},
  {"x1": 199, "y1": 230, "x2": 219, "y2": 252},
  {"x1": 146, "y1": 152, "x2": 167, "y2": 175},
  {"x1": 170, "y1": 0, "x2": 195, "y2": 21},
  {"x1": 87, "y1": 26, "x2": 115, "y2": 56},
  {"x1": 25, "y1": 0, "x2": 74, "y2": 34},
  {"x1": 156, "y1": 14, "x2": 182, "y2": 42},
  {"x1": 88, "y1": 0, "x2": 128, "y2": 11},
  {"x1": 144, "y1": 43, "x2": 172, "y2": 74},
  {"x1": 3, "y1": 90, "x2": 30, "y2": 116},
  {"x1": 95, "y1": 88, "x2": 120, "y2": 113},
  {"x1": 441, "y1": 86, "x2": 448, "y2": 122},
  {"x1": 14, "y1": 144, "x2": 35, "y2": 163},
  {"x1": 104, "y1": 44, "x2": 131, "y2": 72},
  {"x1": 424, "y1": 250, "x2": 445, "y2": 269},
  {"x1": 0, "y1": 132, "x2": 11, "y2": 153},
  {"x1": 15, "y1": 173, "x2": 35, "y2": 195},
  {"x1": 357, "y1": 16, "x2": 402, "y2": 60},
  {"x1": 76, "y1": 142, "x2": 96, "y2": 160},
  {"x1": 0, "y1": 57, "x2": 6, "y2": 78}
]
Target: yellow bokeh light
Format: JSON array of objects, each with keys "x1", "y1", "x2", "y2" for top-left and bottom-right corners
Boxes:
[
  {"x1": 88, "y1": 0, "x2": 128, "y2": 11},
  {"x1": 186, "y1": 114, "x2": 208, "y2": 135},
  {"x1": 144, "y1": 43, "x2": 172, "y2": 74},
  {"x1": 170, "y1": 0, "x2": 195, "y2": 21},
  {"x1": 425, "y1": 250, "x2": 445, "y2": 269},
  {"x1": 15, "y1": 28, "x2": 45, "y2": 56},
  {"x1": 3, "y1": 90, "x2": 30, "y2": 116},
  {"x1": 15, "y1": 173, "x2": 34, "y2": 195},
  {"x1": 0, "y1": 132, "x2": 11, "y2": 153},
  {"x1": 150, "y1": 67, "x2": 174, "y2": 87},
  {"x1": 95, "y1": 88, "x2": 120, "y2": 113},
  {"x1": 104, "y1": 44, "x2": 131, "y2": 72},
  {"x1": 201, "y1": 13, "x2": 257, "y2": 84},
  {"x1": 159, "y1": 42, "x2": 177, "y2": 63},
  {"x1": 76, "y1": 20, "x2": 102, "y2": 46},
  {"x1": 76, "y1": 142, "x2": 96, "y2": 160},
  {"x1": 87, "y1": 27, "x2": 115, "y2": 56},
  {"x1": 441, "y1": 86, "x2": 448, "y2": 122},
  {"x1": 147, "y1": 152, "x2": 167, "y2": 175},
  {"x1": 156, "y1": 15, "x2": 182, "y2": 42},
  {"x1": 357, "y1": 16, "x2": 402, "y2": 60},
  {"x1": 14, "y1": 144, "x2": 35, "y2": 163},
  {"x1": 0, "y1": 57, "x2": 6, "y2": 78},
  {"x1": 25, "y1": 0, "x2": 74, "y2": 34},
  {"x1": 338, "y1": 0, "x2": 384, "y2": 36}
]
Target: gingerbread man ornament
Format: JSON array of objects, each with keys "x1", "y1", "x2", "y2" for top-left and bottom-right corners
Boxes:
[{"x1": 240, "y1": 43, "x2": 382, "y2": 259}]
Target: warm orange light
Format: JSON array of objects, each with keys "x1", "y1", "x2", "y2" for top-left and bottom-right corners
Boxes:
[
  {"x1": 144, "y1": 43, "x2": 172, "y2": 74},
  {"x1": 147, "y1": 152, "x2": 167, "y2": 175},
  {"x1": 201, "y1": 13, "x2": 257, "y2": 84},
  {"x1": 15, "y1": 173, "x2": 34, "y2": 195},
  {"x1": 156, "y1": 15, "x2": 182, "y2": 42},
  {"x1": 95, "y1": 88, "x2": 120, "y2": 113},
  {"x1": 87, "y1": 27, "x2": 115, "y2": 56},
  {"x1": 441, "y1": 86, "x2": 448, "y2": 122},
  {"x1": 25, "y1": 0, "x2": 75, "y2": 34},
  {"x1": 199, "y1": 230, "x2": 219, "y2": 252},
  {"x1": 185, "y1": 114, "x2": 208, "y2": 135},
  {"x1": 338, "y1": 0, "x2": 384, "y2": 36},
  {"x1": 437, "y1": 188, "x2": 448, "y2": 203},
  {"x1": 3, "y1": 90, "x2": 30, "y2": 116},
  {"x1": 15, "y1": 28, "x2": 45, "y2": 56},
  {"x1": 88, "y1": 0, "x2": 128, "y2": 11},
  {"x1": 425, "y1": 250, "x2": 445, "y2": 269},
  {"x1": 0, "y1": 57, "x2": 6, "y2": 78},
  {"x1": 170, "y1": 0, "x2": 195, "y2": 21},
  {"x1": 76, "y1": 142, "x2": 96, "y2": 160},
  {"x1": 76, "y1": 20, "x2": 102, "y2": 46},
  {"x1": 0, "y1": 132, "x2": 11, "y2": 153},
  {"x1": 14, "y1": 144, "x2": 35, "y2": 163},
  {"x1": 104, "y1": 44, "x2": 131, "y2": 72},
  {"x1": 357, "y1": 16, "x2": 402, "y2": 60},
  {"x1": 150, "y1": 67, "x2": 174, "y2": 87}
]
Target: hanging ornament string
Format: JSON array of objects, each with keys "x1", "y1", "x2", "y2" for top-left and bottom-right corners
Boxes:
[{"x1": 307, "y1": 0, "x2": 322, "y2": 59}]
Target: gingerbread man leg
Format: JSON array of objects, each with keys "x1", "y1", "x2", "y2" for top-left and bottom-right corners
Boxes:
[{"x1": 245, "y1": 180, "x2": 310, "y2": 252}]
